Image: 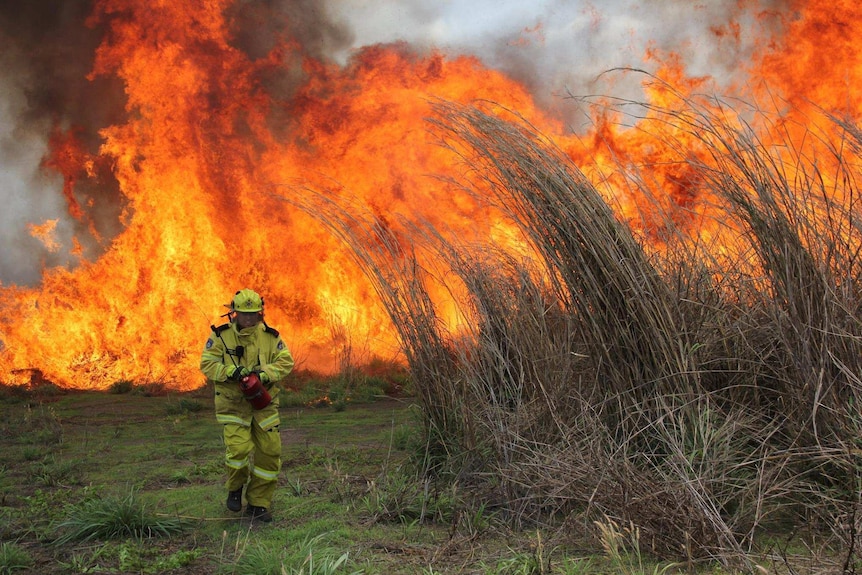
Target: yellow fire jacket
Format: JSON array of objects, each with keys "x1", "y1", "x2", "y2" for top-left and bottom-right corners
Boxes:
[{"x1": 200, "y1": 321, "x2": 295, "y2": 429}]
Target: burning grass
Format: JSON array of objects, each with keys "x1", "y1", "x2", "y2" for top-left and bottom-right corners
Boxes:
[{"x1": 286, "y1": 96, "x2": 862, "y2": 572}]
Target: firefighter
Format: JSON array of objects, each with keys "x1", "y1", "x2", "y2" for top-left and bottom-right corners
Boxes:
[{"x1": 200, "y1": 288, "x2": 295, "y2": 523}]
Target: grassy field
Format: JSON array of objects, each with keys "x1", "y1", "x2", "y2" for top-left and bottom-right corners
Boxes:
[{"x1": 0, "y1": 381, "x2": 677, "y2": 575}]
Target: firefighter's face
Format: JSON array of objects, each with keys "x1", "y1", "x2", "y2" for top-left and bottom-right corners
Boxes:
[{"x1": 235, "y1": 311, "x2": 261, "y2": 329}]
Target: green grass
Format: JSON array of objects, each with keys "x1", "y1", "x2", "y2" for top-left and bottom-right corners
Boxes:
[
  {"x1": 57, "y1": 539, "x2": 202, "y2": 573},
  {"x1": 0, "y1": 542, "x2": 32, "y2": 574},
  {"x1": 221, "y1": 532, "x2": 363, "y2": 575},
  {"x1": 0, "y1": 385, "x2": 748, "y2": 574},
  {"x1": 51, "y1": 487, "x2": 190, "y2": 545}
]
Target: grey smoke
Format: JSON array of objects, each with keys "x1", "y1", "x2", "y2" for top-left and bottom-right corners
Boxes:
[
  {"x1": 325, "y1": 0, "x2": 775, "y2": 125},
  {"x1": 0, "y1": 45, "x2": 73, "y2": 285},
  {"x1": 0, "y1": 1, "x2": 125, "y2": 286}
]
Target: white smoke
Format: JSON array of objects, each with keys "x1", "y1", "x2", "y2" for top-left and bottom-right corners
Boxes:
[{"x1": 325, "y1": 0, "x2": 775, "y2": 125}]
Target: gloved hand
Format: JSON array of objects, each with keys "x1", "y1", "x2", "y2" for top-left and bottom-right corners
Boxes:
[
  {"x1": 253, "y1": 370, "x2": 271, "y2": 384},
  {"x1": 228, "y1": 366, "x2": 249, "y2": 381}
]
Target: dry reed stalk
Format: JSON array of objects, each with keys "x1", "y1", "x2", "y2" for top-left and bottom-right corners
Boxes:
[{"x1": 278, "y1": 91, "x2": 862, "y2": 568}]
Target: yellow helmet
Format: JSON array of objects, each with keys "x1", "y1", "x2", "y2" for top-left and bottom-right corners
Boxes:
[{"x1": 230, "y1": 289, "x2": 263, "y2": 313}]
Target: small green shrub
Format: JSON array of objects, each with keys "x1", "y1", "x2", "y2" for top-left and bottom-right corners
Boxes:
[
  {"x1": 21, "y1": 446, "x2": 44, "y2": 461},
  {"x1": 0, "y1": 542, "x2": 32, "y2": 574},
  {"x1": 482, "y1": 551, "x2": 543, "y2": 575},
  {"x1": 350, "y1": 376, "x2": 387, "y2": 403},
  {"x1": 31, "y1": 382, "x2": 64, "y2": 396},
  {"x1": 52, "y1": 488, "x2": 189, "y2": 545},
  {"x1": 359, "y1": 467, "x2": 459, "y2": 524},
  {"x1": 108, "y1": 380, "x2": 134, "y2": 394},
  {"x1": 391, "y1": 422, "x2": 422, "y2": 452},
  {"x1": 224, "y1": 533, "x2": 363, "y2": 575},
  {"x1": 357, "y1": 357, "x2": 410, "y2": 396},
  {"x1": 113, "y1": 541, "x2": 202, "y2": 572},
  {"x1": 165, "y1": 398, "x2": 204, "y2": 415},
  {"x1": 132, "y1": 382, "x2": 168, "y2": 397},
  {"x1": 22, "y1": 488, "x2": 77, "y2": 529},
  {"x1": 168, "y1": 470, "x2": 191, "y2": 484},
  {"x1": 33, "y1": 457, "x2": 81, "y2": 487},
  {"x1": 331, "y1": 400, "x2": 348, "y2": 412},
  {"x1": 153, "y1": 548, "x2": 202, "y2": 571}
]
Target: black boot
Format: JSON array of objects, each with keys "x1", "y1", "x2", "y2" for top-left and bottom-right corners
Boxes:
[
  {"x1": 226, "y1": 488, "x2": 243, "y2": 512},
  {"x1": 245, "y1": 505, "x2": 272, "y2": 523}
]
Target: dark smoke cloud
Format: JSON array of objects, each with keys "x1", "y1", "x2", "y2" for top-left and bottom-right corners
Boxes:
[
  {"x1": 0, "y1": 0, "x2": 126, "y2": 285},
  {"x1": 230, "y1": 0, "x2": 354, "y2": 61},
  {"x1": 0, "y1": 2, "x2": 122, "y2": 133}
]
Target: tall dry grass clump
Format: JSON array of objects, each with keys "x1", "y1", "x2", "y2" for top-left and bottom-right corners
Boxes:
[
  {"x1": 664, "y1": 100, "x2": 862, "y2": 559},
  {"x1": 428, "y1": 102, "x2": 748, "y2": 562},
  {"x1": 283, "y1": 94, "x2": 862, "y2": 570}
]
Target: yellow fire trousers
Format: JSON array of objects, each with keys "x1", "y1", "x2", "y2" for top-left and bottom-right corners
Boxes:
[{"x1": 223, "y1": 419, "x2": 281, "y2": 508}]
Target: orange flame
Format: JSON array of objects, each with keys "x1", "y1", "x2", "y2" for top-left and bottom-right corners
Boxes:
[
  {"x1": 27, "y1": 220, "x2": 61, "y2": 253},
  {"x1": 0, "y1": 0, "x2": 857, "y2": 390}
]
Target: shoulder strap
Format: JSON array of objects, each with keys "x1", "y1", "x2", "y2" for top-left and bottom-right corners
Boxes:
[{"x1": 212, "y1": 323, "x2": 231, "y2": 335}]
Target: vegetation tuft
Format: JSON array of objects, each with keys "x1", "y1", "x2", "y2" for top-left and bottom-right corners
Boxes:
[
  {"x1": 0, "y1": 542, "x2": 32, "y2": 574},
  {"x1": 108, "y1": 380, "x2": 134, "y2": 394},
  {"x1": 222, "y1": 532, "x2": 364, "y2": 575},
  {"x1": 165, "y1": 397, "x2": 205, "y2": 415},
  {"x1": 51, "y1": 487, "x2": 190, "y2": 546}
]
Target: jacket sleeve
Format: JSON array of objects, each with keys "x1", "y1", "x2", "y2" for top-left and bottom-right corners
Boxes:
[
  {"x1": 260, "y1": 337, "x2": 295, "y2": 384},
  {"x1": 200, "y1": 327, "x2": 231, "y2": 382}
]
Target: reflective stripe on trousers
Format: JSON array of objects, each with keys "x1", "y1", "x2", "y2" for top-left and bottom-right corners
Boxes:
[{"x1": 222, "y1": 420, "x2": 281, "y2": 508}]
